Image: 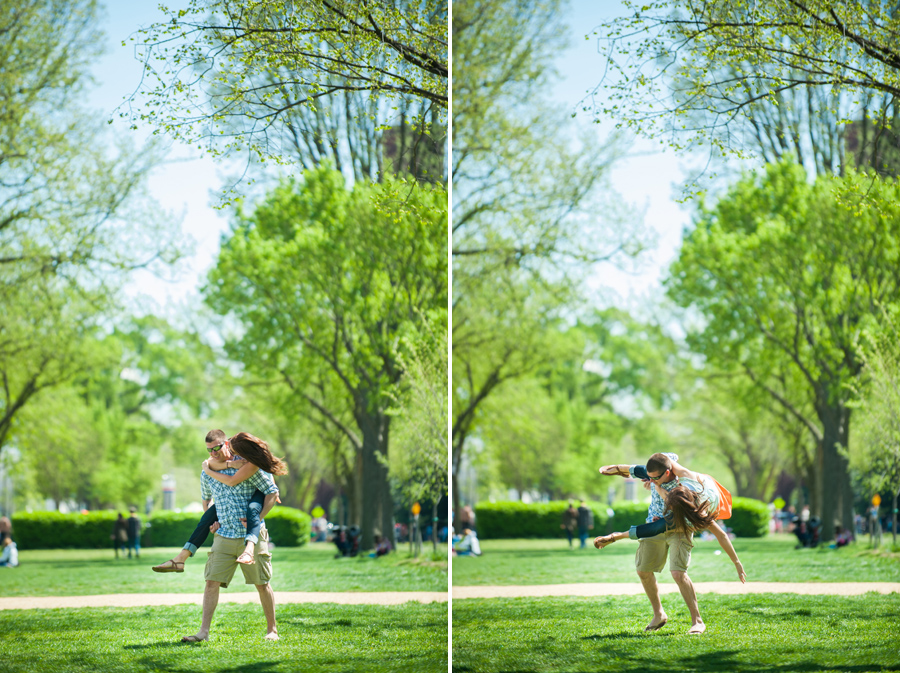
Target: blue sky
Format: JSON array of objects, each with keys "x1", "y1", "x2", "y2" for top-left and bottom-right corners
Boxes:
[
  {"x1": 87, "y1": 1, "x2": 231, "y2": 316},
  {"x1": 552, "y1": 0, "x2": 692, "y2": 314}
]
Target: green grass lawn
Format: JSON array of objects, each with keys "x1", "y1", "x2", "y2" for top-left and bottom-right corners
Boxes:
[
  {"x1": 452, "y1": 534, "x2": 900, "y2": 585},
  {"x1": 0, "y1": 601, "x2": 448, "y2": 673},
  {"x1": 452, "y1": 594, "x2": 900, "y2": 673},
  {"x1": 1, "y1": 543, "x2": 448, "y2": 597}
]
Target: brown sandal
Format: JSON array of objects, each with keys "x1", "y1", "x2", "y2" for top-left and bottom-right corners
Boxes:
[
  {"x1": 236, "y1": 551, "x2": 255, "y2": 566},
  {"x1": 152, "y1": 560, "x2": 185, "y2": 573}
]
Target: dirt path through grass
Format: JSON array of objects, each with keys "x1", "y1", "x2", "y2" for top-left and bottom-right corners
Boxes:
[
  {"x1": 0, "y1": 590, "x2": 448, "y2": 610},
  {"x1": 452, "y1": 581, "x2": 900, "y2": 599}
]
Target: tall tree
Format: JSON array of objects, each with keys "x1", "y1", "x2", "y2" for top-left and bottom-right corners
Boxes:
[
  {"x1": 451, "y1": 0, "x2": 645, "y2": 518},
  {"x1": 851, "y1": 307, "x2": 900, "y2": 546},
  {"x1": 204, "y1": 167, "x2": 447, "y2": 549},
  {"x1": 667, "y1": 160, "x2": 900, "y2": 541},
  {"x1": 388, "y1": 317, "x2": 448, "y2": 550},
  {"x1": 0, "y1": 0, "x2": 180, "y2": 458}
]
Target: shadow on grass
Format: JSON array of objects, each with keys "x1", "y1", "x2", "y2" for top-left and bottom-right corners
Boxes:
[
  {"x1": 581, "y1": 632, "x2": 674, "y2": 640},
  {"x1": 123, "y1": 642, "x2": 189, "y2": 650},
  {"x1": 133, "y1": 658, "x2": 282, "y2": 673},
  {"x1": 454, "y1": 653, "x2": 900, "y2": 673}
]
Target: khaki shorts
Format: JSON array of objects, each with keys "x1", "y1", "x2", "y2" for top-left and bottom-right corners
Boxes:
[
  {"x1": 634, "y1": 531, "x2": 693, "y2": 573},
  {"x1": 204, "y1": 527, "x2": 272, "y2": 587}
]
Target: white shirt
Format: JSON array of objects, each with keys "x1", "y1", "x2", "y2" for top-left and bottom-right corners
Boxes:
[{"x1": 0, "y1": 541, "x2": 18, "y2": 567}]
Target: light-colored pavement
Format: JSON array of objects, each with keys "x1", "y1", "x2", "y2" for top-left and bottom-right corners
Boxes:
[
  {"x1": 3, "y1": 583, "x2": 897, "y2": 610},
  {"x1": 452, "y1": 582, "x2": 900, "y2": 599},
  {"x1": 0, "y1": 591, "x2": 447, "y2": 611}
]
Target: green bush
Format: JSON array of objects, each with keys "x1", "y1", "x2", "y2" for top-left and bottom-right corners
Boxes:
[
  {"x1": 608, "y1": 500, "x2": 653, "y2": 532},
  {"x1": 12, "y1": 506, "x2": 310, "y2": 550},
  {"x1": 10, "y1": 511, "x2": 118, "y2": 550},
  {"x1": 474, "y1": 501, "x2": 610, "y2": 540},
  {"x1": 726, "y1": 497, "x2": 769, "y2": 538}
]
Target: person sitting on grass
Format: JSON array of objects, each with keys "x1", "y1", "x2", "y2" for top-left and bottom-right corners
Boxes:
[
  {"x1": 454, "y1": 528, "x2": 481, "y2": 556},
  {"x1": 369, "y1": 534, "x2": 392, "y2": 558},
  {"x1": 152, "y1": 429, "x2": 286, "y2": 573},
  {"x1": 0, "y1": 535, "x2": 18, "y2": 567}
]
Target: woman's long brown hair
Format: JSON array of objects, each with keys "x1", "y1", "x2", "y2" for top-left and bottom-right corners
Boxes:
[
  {"x1": 665, "y1": 485, "x2": 717, "y2": 534},
  {"x1": 229, "y1": 432, "x2": 288, "y2": 476}
]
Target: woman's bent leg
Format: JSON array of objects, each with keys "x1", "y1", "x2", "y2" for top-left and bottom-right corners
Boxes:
[{"x1": 185, "y1": 505, "x2": 219, "y2": 557}]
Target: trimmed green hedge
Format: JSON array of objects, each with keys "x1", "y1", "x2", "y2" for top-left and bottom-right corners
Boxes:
[
  {"x1": 473, "y1": 501, "x2": 610, "y2": 540},
  {"x1": 11, "y1": 507, "x2": 310, "y2": 550},
  {"x1": 608, "y1": 500, "x2": 654, "y2": 531},
  {"x1": 726, "y1": 497, "x2": 769, "y2": 538},
  {"x1": 609, "y1": 496, "x2": 769, "y2": 538}
]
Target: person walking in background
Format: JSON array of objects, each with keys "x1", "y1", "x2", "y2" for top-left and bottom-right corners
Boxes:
[
  {"x1": 112, "y1": 513, "x2": 128, "y2": 559},
  {"x1": 126, "y1": 507, "x2": 142, "y2": 559},
  {"x1": 561, "y1": 502, "x2": 578, "y2": 549},
  {"x1": 0, "y1": 516, "x2": 11, "y2": 544},
  {"x1": 0, "y1": 535, "x2": 18, "y2": 567},
  {"x1": 576, "y1": 500, "x2": 594, "y2": 549},
  {"x1": 459, "y1": 505, "x2": 475, "y2": 531}
]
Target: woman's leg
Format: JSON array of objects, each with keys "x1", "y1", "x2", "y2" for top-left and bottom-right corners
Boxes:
[
  {"x1": 237, "y1": 490, "x2": 265, "y2": 565},
  {"x1": 153, "y1": 505, "x2": 219, "y2": 570}
]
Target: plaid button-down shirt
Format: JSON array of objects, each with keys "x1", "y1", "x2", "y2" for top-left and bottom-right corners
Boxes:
[
  {"x1": 201, "y1": 460, "x2": 279, "y2": 539},
  {"x1": 630, "y1": 452, "x2": 679, "y2": 524}
]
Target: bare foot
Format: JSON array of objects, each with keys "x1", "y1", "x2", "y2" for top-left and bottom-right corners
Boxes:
[
  {"x1": 645, "y1": 614, "x2": 668, "y2": 631},
  {"x1": 181, "y1": 633, "x2": 208, "y2": 643},
  {"x1": 687, "y1": 622, "x2": 706, "y2": 635},
  {"x1": 236, "y1": 551, "x2": 255, "y2": 565},
  {"x1": 265, "y1": 631, "x2": 279, "y2": 641}
]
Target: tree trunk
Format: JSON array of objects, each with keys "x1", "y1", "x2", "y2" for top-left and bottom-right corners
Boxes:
[
  {"x1": 355, "y1": 399, "x2": 393, "y2": 552},
  {"x1": 816, "y1": 401, "x2": 851, "y2": 544}
]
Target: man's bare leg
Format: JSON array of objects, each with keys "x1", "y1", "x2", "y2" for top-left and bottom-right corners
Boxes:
[
  {"x1": 182, "y1": 580, "x2": 221, "y2": 642},
  {"x1": 636, "y1": 570, "x2": 668, "y2": 630},
  {"x1": 256, "y1": 583, "x2": 279, "y2": 641},
  {"x1": 671, "y1": 570, "x2": 705, "y2": 634}
]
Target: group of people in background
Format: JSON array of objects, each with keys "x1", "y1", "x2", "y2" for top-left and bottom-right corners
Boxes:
[{"x1": 111, "y1": 508, "x2": 142, "y2": 559}]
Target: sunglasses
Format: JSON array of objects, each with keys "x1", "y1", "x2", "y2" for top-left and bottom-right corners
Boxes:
[
  {"x1": 207, "y1": 443, "x2": 225, "y2": 453},
  {"x1": 648, "y1": 469, "x2": 668, "y2": 481}
]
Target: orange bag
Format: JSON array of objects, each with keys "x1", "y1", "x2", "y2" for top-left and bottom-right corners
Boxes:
[{"x1": 711, "y1": 478, "x2": 732, "y2": 520}]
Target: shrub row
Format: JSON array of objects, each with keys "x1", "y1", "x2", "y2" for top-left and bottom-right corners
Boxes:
[
  {"x1": 726, "y1": 497, "x2": 769, "y2": 537},
  {"x1": 473, "y1": 496, "x2": 770, "y2": 539},
  {"x1": 11, "y1": 507, "x2": 310, "y2": 550},
  {"x1": 473, "y1": 501, "x2": 611, "y2": 540}
]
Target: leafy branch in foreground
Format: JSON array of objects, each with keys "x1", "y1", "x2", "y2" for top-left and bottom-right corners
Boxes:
[{"x1": 128, "y1": 0, "x2": 447, "y2": 161}]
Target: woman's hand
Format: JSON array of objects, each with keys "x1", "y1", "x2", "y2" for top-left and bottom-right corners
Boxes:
[
  {"x1": 593, "y1": 534, "x2": 617, "y2": 549},
  {"x1": 231, "y1": 459, "x2": 248, "y2": 469},
  {"x1": 734, "y1": 560, "x2": 746, "y2": 584},
  {"x1": 202, "y1": 460, "x2": 210, "y2": 470}
]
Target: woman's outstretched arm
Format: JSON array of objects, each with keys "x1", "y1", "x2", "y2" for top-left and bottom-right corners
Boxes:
[
  {"x1": 708, "y1": 522, "x2": 746, "y2": 583},
  {"x1": 202, "y1": 460, "x2": 259, "y2": 487}
]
